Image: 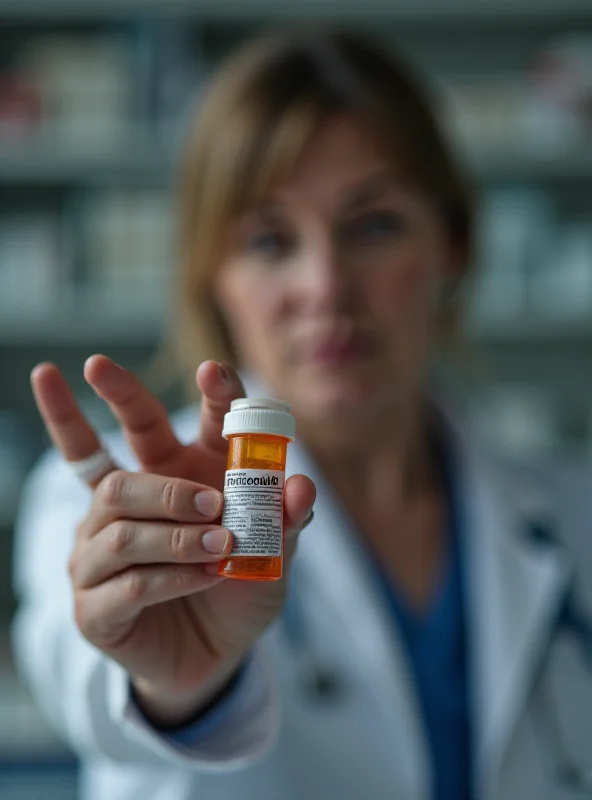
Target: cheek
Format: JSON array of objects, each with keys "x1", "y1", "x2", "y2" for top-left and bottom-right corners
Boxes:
[
  {"x1": 367, "y1": 242, "x2": 435, "y2": 323},
  {"x1": 215, "y1": 272, "x2": 285, "y2": 364}
]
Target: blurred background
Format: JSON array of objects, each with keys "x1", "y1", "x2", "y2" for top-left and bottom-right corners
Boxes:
[{"x1": 2, "y1": 0, "x2": 592, "y2": 796}]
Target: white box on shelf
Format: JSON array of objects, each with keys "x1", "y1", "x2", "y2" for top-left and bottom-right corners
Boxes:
[
  {"x1": 21, "y1": 36, "x2": 134, "y2": 154},
  {"x1": 442, "y1": 76, "x2": 528, "y2": 155},
  {"x1": 0, "y1": 214, "x2": 72, "y2": 313},
  {"x1": 470, "y1": 387, "x2": 557, "y2": 460},
  {"x1": 467, "y1": 188, "x2": 555, "y2": 332},
  {"x1": 83, "y1": 188, "x2": 173, "y2": 314}
]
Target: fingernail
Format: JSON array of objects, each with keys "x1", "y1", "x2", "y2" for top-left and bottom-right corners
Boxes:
[
  {"x1": 91, "y1": 361, "x2": 126, "y2": 391},
  {"x1": 218, "y1": 363, "x2": 232, "y2": 383},
  {"x1": 202, "y1": 528, "x2": 230, "y2": 555},
  {"x1": 301, "y1": 509, "x2": 315, "y2": 530},
  {"x1": 194, "y1": 490, "x2": 222, "y2": 517},
  {"x1": 204, "y1": 562, "x2": 224, "y2": 576}
]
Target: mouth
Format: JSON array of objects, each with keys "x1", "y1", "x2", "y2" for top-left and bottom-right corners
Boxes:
[{"x1": 301, "y1": 329, "x2": 378, "y2": 367}]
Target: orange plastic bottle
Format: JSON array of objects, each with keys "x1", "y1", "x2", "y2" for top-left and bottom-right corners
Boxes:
[{"x1": 218, "y1": 398, "x2": 295, "y2": 581}]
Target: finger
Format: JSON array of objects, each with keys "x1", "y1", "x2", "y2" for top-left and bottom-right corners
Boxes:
[
  {"x1": 196, "y1": 361, "x2": 246, "y2": 455},
  {"x1": 31, "y1": 362, "x2": 104, "y2": 464},
  {"x1": 76, "y1": 565, "x2": 225, "y2": 647},
  {"x1": 85, "y1": 471, "x2": 224, "y2": 536},
  {"x1": 72, "y1": 521, "x2": 232, "y2": 588},
  {"x1": 284, "y1": 474, "x2": 316, "y2": 539},
  {"x1": 84, "y1": 355, "x2": 181, "y2": 471},
  {"x1": 201, "y1": 475, "x2": 315, "y2": 575}
]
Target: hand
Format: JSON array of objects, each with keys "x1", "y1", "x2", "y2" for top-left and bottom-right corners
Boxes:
[{"x1": 31, "y1": 357, "x2": 316, "y2": 725}]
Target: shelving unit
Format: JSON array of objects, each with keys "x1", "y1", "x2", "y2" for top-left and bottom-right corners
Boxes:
[
  {"x1": 0, "y1": 4, "x2": 590, "y2": 416},
  {"x1": 0, "y1": 300, "x2": 165, "y2": 344}
]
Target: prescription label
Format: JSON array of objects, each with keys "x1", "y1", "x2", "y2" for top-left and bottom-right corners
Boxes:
[{"x1": 222, "y1": 469, "x2": 284, "y2": 557}]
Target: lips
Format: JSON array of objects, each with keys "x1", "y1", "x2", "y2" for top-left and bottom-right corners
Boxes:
[{"x1": 303, "y1": 329, "x2": 377, "y2": 366}]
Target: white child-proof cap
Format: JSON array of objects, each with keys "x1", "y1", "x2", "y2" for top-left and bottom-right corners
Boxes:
[{"x1": 222, "y1": 397, "x2": 296, "y2": 440}]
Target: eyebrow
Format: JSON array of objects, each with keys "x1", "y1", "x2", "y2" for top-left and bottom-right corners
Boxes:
[
  {"x1": 244, "y1": 170, "x2": 403, "y2": 220},
  {"x1": 341, "y1": 171, "x2": 403, "y2": 212},
  {"x1": 243, "y1": 199, "x2": 285, "y2": 221}
]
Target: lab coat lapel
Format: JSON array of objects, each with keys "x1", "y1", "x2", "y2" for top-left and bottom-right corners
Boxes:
[
  {"x1": 286, "y1": 441, "x2": 431, "y2": 800},
  {"x1": 450, "y1": 421, "x2": 572, "y2": 799}
]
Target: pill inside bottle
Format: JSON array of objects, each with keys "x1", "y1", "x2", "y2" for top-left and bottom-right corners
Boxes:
[{"x1": 218, "y1": 397, "x2": 295, "y2": 581}]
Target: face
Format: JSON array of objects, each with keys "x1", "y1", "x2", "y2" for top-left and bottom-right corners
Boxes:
[{"x1": 213, "y1": 116, "x2": 455, "y2": 432}]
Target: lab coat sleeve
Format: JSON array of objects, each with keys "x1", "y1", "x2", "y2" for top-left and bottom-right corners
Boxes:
[{"x1": 11, "y1": 449, "x2": 279, "y2": 769}]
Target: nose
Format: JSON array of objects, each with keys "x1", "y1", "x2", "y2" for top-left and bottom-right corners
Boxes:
[{"x1": 295, "y1": 233, "x2": 357, "y2": 314}]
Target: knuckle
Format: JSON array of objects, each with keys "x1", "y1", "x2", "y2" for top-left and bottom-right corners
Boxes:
[
  {"x1": 100, "y1": 471, "x2": 127, "y2": 508},
  {"x1": 171, "y1": 565, "x2": 192, "y2": 591},
  {"x1": 160, "y1": 479, "x2": 180, "y2": 515},
  {"x1": 122, "y1": 570, "x2": 148, "y2": 603},
  {"x1": 107, "y1": 520, "x2": 134, "y2": 556},
  {"x1": 170, "y1": 526, "x2": 192, "y2": 561}
]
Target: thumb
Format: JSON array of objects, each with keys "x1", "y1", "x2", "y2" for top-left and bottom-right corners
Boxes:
[{"x1": 196, "y1": 361, "x2": 246, "y2": 454}]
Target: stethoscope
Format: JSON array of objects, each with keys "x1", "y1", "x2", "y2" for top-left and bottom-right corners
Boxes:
[{"x1": 281, "y1": 518, "x2": 592, "y2": 794}]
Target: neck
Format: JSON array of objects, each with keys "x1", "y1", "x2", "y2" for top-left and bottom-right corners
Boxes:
[
  {"x1": 300, "y1": 397, "x2": 447, "y2": 612},
  {"x1": 301, "y1": 395, "x2": 438, "y2": 506}
]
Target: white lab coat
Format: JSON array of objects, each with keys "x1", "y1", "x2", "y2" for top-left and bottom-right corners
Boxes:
[{"x1": 11, "y1": 400, "x2": 592, "y2": 800}]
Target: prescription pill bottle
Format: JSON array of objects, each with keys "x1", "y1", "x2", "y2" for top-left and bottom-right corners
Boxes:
[{"x1": 219, "y1": 398, "x2": 295, "y2": 581}]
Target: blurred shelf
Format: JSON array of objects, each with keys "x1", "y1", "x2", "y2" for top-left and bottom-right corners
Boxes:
[
  {"x1": 466, "y1": 150, "x2": 592, "y2": 183},
  {"x1": 1, "y1": 0, "x2": 592, "y2": 23},
  {"x1": 0, "y1": 145, "x2": 175, "y2": 186},
  {"x1": 3, "y1": 146, "x2": 592, "y2": 186},
  {"x1": 0, "y1": 300, "x2": 165, "y2": 344},
  {"x1": 468, "y1": 317, "x2": 592, "y2": 344}
]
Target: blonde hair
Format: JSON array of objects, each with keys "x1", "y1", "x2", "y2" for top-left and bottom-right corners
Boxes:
[{"x1": 169, "y1": 26, "x2": 473, "y2": 385}]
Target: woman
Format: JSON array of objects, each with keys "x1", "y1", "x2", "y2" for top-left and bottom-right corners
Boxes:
[{"x1": 12, "y1": 27, "x2": 592, "y2": 800}]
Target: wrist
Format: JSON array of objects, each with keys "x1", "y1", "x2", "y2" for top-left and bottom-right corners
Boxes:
[{"x1": 131, "y1": 653, "x2": 246, "y2": 729}]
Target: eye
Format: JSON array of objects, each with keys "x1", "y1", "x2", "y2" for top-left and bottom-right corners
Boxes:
[
  {"x1": 244, "y1": 228, "x2": 293, "y2": 260},
  {"x1": 342, "y1": 210, "x2": 405, "y2": 244}
]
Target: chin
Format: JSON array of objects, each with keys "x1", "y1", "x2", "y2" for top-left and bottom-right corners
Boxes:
[{"x1": 292, "y1": 370, "x2": 392, "y2": 429}]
